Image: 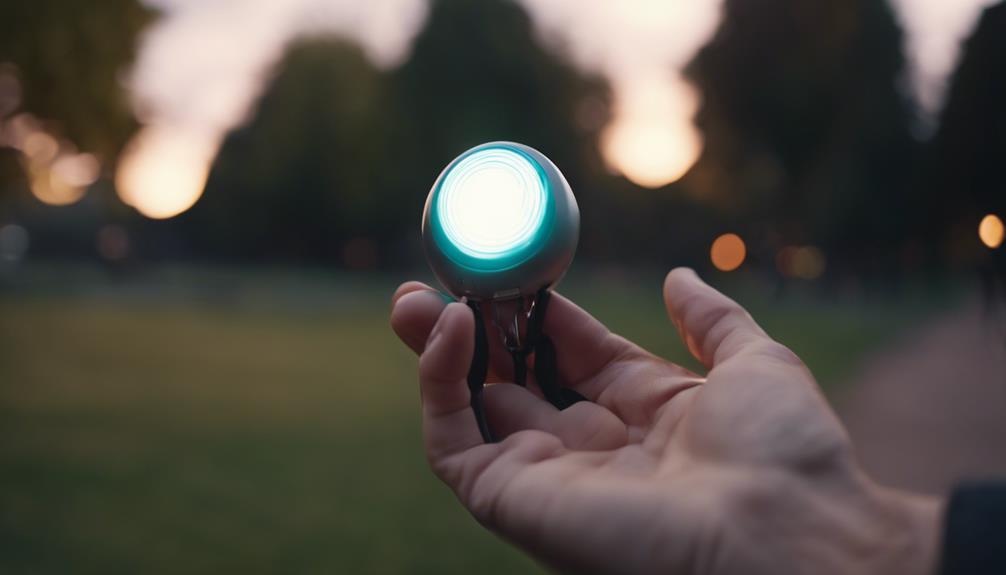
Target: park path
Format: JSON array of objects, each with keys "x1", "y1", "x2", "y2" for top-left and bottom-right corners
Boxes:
[{"x1": 834, "y1": 300, "x2": 1006, "y2": 495}]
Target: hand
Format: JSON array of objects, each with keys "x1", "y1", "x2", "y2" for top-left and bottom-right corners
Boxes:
[{"x1": 390, "y1": 268, "x2": 942, "y2": 575}]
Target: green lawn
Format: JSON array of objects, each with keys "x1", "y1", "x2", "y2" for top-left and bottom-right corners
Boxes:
[{"x1": 0, "y1": 268, "x2": 938, "y2": 573}]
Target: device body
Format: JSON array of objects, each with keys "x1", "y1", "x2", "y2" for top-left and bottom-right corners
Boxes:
[
  {"x1": 421, "y1": 141, "x2": 585, "y2": 442},
  {"x1": 422, "y1": 141, "x2": 579, "y2": 301}
]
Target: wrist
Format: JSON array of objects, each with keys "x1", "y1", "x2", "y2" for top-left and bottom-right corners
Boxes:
[{"x1": 863, "y1": 485, "x2": 944, "y2": 575}]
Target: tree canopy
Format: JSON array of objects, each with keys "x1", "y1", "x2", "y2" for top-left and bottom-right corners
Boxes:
[
  {"x1": 0, "y1": 0, "x2": 155, "y2": 162},
  {"x1": 186, "y1": 0, "x2": 613, "y2": 266},
  {"x1": 684, "y1": 0, "x2": 919, "y2": 275}
]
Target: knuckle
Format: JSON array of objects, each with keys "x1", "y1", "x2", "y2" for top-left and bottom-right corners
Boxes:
[{"x1": 754, "y1": 341, "x2": 804, "y2": 367}]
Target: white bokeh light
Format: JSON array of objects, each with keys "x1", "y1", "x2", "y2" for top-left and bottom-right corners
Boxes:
[
  {"x1": 116, "y1": 124, "x2": 218, "y2": 219},
  {"x1": 520, "y1": 0, "x2": 722, "y2": 188}
]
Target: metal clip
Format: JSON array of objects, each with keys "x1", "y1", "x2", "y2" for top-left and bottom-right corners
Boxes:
[{"x1": 491, "y1": 295, "x2": 528, "y2": 353}]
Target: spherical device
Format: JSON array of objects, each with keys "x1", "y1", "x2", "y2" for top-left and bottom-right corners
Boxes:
[{"x1": 422, "y1": 141, "x2": 579, "y2": 301}]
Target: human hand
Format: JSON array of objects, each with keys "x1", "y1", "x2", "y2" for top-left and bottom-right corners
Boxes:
[{"x1": 390, "y1": 268, "x2": 942, "y2": 575}]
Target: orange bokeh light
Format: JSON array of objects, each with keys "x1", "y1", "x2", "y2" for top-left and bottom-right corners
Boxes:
[
  {"x1": 776, "y1": 245, "x2": 827, "y2": 280},
  {"x1": 979, "y1": 214, "x2": 1004, "y2": 249},
  {"x1": 710, "y1": 233, "x2": 746, "y2": 272}
]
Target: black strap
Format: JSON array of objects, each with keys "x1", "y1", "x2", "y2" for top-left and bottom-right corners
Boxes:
[
  {"x1": 466, "y1": 289, "x2": 587, "y2": 444},
  {"x1": 466, "y1": 300, "x2": 494, "y2": 443},
  {"x1": 940, "y1": 482, "x2": 1006, "y2": 575},
  {"x1": 525, "y1": 289, "x2": 586, "y2": 409}
]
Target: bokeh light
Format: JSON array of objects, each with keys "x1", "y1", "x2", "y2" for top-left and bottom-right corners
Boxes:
[
  {"x1": 777, "y1": 246, "x2": 827, "y2": 280},
  {"x1": 50, "y1": 153, "x2": 100, "y2": 188},
  {"x1": 710, "y1": 233, "x2": 746, "y2": 272},
  {"x1": 116, "y1": 125, "x2": 217, "y2": 219},
  {"x1": 979, "y1": 214, "x2": 1004, "y2": 249},
  {"x1": 2, "y1": 110, "x2": 97, "y2": 207},
  {"x1": 22, "y1": 131, "x2": 59, "y2": 164},
  {"x1": 30, "y1": 167, "x2": 87, "y2": 206},
  {"x1": 601, "y1": 77, "x2": 702, "y2": 188}
]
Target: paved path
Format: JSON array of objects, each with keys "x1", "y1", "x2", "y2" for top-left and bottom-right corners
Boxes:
[{"x1": 835, "y1": 301, "x2": 1006, "y2": 495}]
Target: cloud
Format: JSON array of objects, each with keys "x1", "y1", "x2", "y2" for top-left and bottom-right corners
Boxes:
[
  {"x1": 119, "y1": 0, "x2": 999, "y2": 216},
  {"x1": 889, "y1": 0, "x2": 1000, "y2": 117},
  {"x1": 130, "y1": 0, "x2": 426, "y2": 133}
]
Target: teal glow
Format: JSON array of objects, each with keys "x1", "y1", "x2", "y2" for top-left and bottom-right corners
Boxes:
[{"x1": 430, "y1": 145, "x2": 554, "y2": 272}]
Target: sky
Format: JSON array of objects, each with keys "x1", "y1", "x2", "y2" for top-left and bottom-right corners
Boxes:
[{"x1": 114, "y1": 0, "x2": 1001, "y2": 219}]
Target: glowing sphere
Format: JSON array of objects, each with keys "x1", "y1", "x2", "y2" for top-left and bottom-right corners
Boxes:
[
  {"x1": 423, "y1": 142, "x2": 579, "y2": 300},
  {"x1": 436, "y1": 148, "x2": 548, "y2": 260}
]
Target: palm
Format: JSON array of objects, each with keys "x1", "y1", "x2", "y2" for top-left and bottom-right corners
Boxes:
[{"x1": 392, "y1": 269, "x2": 860, "y2": 575}]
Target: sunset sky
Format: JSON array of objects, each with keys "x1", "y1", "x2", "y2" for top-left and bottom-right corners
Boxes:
[{"x1": 116, "y1": 0, "x2": 999, "y2": 219}]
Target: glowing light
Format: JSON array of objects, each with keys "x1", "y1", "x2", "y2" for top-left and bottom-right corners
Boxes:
[
  {"x1": 116, "y1": 125, "x2": 216, "y2": 219},
  {"x1": 979, "y1": 214, "x2": 1004, "y2": 249},
  {"x1": 777, "y1": 246, "x2": 827, "y2": 280},
  {"x1": 2, "y1": 114, "x2": 39, "y2": 149},
  {"x1": 436, "y1": 148, "x2": 547, "y2": 259},
  {"x1": 6, "y1": 116, "x2": 92, "y2": 207},
  {"x1": 30, "y1": 168, "x2": 86, "y2": 206},
  {"x1": 22, "y1": 131, "x2": 58, "y2": 164},
  {"x1": 51, "y1": 153, "x2": 100, "y2": 188},
  {"x1": 601, "y1": 76, "x2": 702, "y2": 188},
  {"x1": 710, "y1": 233, "x2": 746, "y2": 272},
  {"x1": 520, "y1": 0, "x2": 721, "y2": 185}
]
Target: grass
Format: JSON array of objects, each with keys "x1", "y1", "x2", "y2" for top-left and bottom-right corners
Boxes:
[{"x1": 0, "y1": 266, "x2": 942, "y2": 573}]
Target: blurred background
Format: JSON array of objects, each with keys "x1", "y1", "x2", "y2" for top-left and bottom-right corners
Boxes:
[{"x1": 1, "y1": 0, "x2": 1005, "y2": 572}]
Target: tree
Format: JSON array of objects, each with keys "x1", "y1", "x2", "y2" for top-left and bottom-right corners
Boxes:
[
  {"x1": 187, "y1": 0, "x2": 615, "y2": 268},
  {"x1": 684, "y1": 0, "x2": 919, "y2": 277},
  {"x1": 924, "y1": 2, "x2": 1006, "y2": 286},
  {"x1": 0, "y1": 0, "x2": 156, "y2": 163},
  {"x1": 183, "y1": 38, "x2": 389, "y2": 264},
  {"x1": 0, "y1": 0, "x2": 154, "y2": 254},
  {"x1": 388, "y1": 0, "x2": 613, "y2": 264}
]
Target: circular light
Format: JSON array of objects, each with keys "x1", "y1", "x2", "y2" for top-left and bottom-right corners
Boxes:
[
  {"x1": 710, "y1": 233, "x2": 746, "y2": 272},
  {"x1": 979, "y1": 214, "x2": 1004, "y2": 249},
  {"x1": 422, "y1": 142, "x2": 579, "y2": 301},
  {"x1": 436, "y1": 148, "x2": 547, "y2": 260}
]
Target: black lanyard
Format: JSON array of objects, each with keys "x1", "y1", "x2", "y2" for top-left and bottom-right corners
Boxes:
[{"x1": 465, "y1": 288, "x2": 586, "y2": 443}]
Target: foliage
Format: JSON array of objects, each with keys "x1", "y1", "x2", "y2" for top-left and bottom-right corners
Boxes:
[
  {"x1": 0, "y1": 0, "x2": 156, "y2": 162},
  {"x1": 684, "y1": 0, "x2": 919, "y2": 277},
  {"x1": 4, "y1": 0, "x2": 1003, "y2": 281},
  {"x1": 184, "y1": 0, "x2": 613, "y2": 267},
  {"x1": 387, "y1": 0, "x2": 611, "y2": 257},
  {"x1": 185, "y1": 39, "x2": 390, "y2": 263},
  {"x1": 923, "y1": 3, "x2": 1006, "y2": 282}
]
